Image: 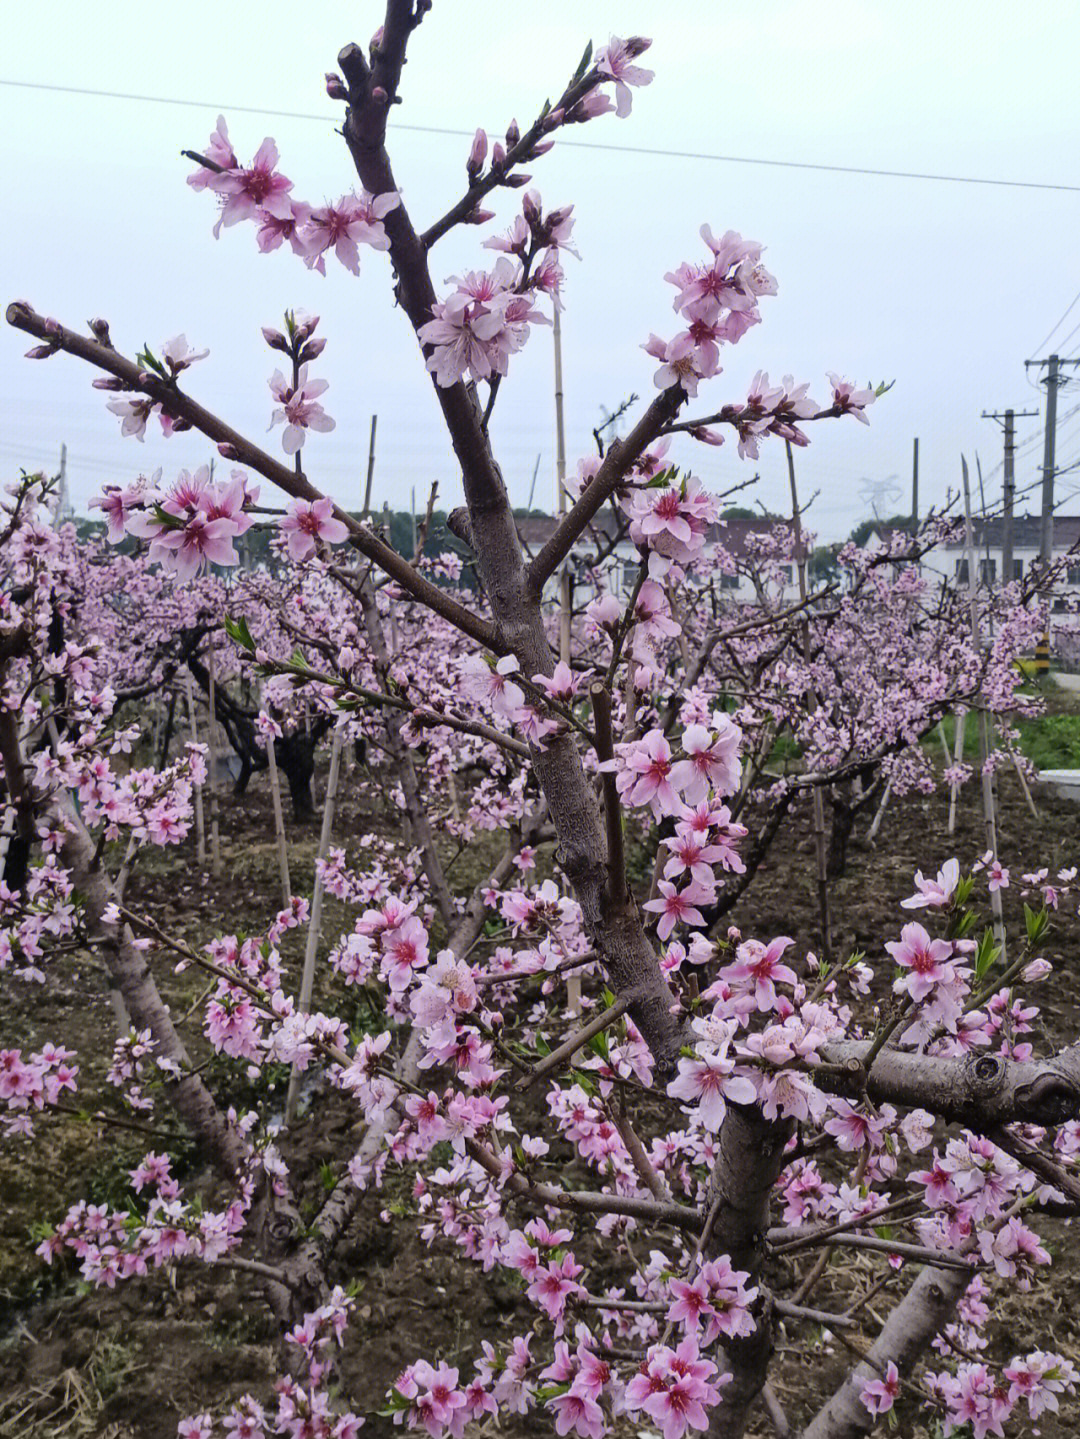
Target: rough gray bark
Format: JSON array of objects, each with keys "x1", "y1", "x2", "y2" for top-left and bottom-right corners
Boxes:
[
  {"x1": 336, "y1": 33, "x2": 688, "y2": 1075},
  {"x1": 820, "y1": 1039, "x2": 1080, "y2": 1129},
  {"x1": 799, "y1": 1265, "x2": 969, "y2": 1439},
  {"x1": 59, "y1": 805, "x2": 248, "y2": 1179},
  {"x1": 704, "y1": 1107, "x2": 794, "y2": 1439}
]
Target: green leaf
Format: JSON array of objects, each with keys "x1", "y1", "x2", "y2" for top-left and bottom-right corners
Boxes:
[
  {"x1": 223, "y1": 614, "x2": 256, "y2": 652},
  {"x1": 953, "y1": 874, "x2": 975, "y2": 908},
  {"x1": 151, "y1": 502, "x2": 186, "y2": 531},
  {"x1": 974, "y1": 928, "x2": 1001, "y2": 983},
  {"x1": 136, "y1": 346, "x2": 166, "y2": 378},
  {"x1": 377, "y1": 1388, "x2": 413, "y2": 1416},
  {"x1": 1024, "y1": 902, "x2": 1049, "y2": 945},
  {"x1": 572, "y1": 40, "x2": 594, "y2": 81},
  {"x1": 951, "y1": 909, "x2": 978, "y2": 940}
]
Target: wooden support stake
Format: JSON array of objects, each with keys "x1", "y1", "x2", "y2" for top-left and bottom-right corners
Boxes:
[
  {"x1": 206, "y1": 647, "x2": 222, "y2": 877},
  {"x1": 962, "y1": 455, "x2": 1005, "y2": 954},
  {"x1": 866, "y1": 779, "x2": 892, "y2": 844},
  {"x1": 265, "y1": 723, "x2": 291, "y2": 910},
  {"x1": 285, "y1": 720, "x2": 345, "y2": 1125},
  {"x1": 787, "y1": 442, "x2": 832, "y2": 963},
  {"x1": 185, "y1": 670, "x2": 206, "y2": 867}
]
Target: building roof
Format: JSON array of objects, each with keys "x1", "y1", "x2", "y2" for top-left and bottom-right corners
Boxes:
[
  {"x1": 941, "y1": 515, "x2": 1080, "y2": 550},
  {"x1": 514, "y1": 512, "x2": 809, "y2": 561}
]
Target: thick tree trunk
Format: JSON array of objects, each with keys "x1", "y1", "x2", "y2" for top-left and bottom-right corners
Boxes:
[
  {"x1": 276, "y1": 730, "x2": 317, "y2": 822},
  {"x1": 799, "y1": 1265, "x2": 968, "y2": 1439},
  {"x1": 826, "y1": 794, "x2": 856, "y2": 878},
  {"x1": 704, "y1": 1106, "x2": 794, "y2": 1438}
]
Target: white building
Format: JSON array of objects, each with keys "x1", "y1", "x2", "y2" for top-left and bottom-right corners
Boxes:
[
  {"x1": 518, "y1": 513, "x2": 814, "y2": 609},
  {"x1": 864, "y1": 516, "x2": 1080, "y2": 607}
]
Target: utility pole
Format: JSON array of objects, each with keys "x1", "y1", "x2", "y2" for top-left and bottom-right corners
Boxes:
[
  {"x1": 982, "y1": 407, "x2": 1038, "y2": 587},
  {"x1": 1024, "y1": 354, "x2": 1080, "y2": 567},
  {"x1": 910, "y1": 437, "x2": 918, "y2": 531},
  {"x1": 54, "y1": 442, "x2": 73, "y2": 524}
]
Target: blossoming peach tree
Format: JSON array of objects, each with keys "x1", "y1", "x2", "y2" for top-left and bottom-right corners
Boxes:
[{"x1": 5, "y1": 7, "x2": 1080, "y2": 1438}]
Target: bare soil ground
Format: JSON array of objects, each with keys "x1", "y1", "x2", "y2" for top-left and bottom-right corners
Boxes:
[{"x1": 3, "y1": 763, "x2": 1079, "y2": 1438}]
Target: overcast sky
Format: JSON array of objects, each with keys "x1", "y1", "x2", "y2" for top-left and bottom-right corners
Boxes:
[{"x1": 3, "y1": 2, "x2": 1079, "y2": 542}]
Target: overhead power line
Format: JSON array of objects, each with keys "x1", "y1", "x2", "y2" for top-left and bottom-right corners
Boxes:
[
  {"x1": 3, "y1": 77, "x2": 1080, "y2": 194},
  {"x1": 1031, "y1": 286, "x2": 1080, "y2": 355}
]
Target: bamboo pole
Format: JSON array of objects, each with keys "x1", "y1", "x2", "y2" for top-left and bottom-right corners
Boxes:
[
  {"x1": 1012, "y1": 752, "x2": 1039, "y2": 817},
  {"x1": 947, "y1": 709, "x2": 965, "y2": 835},
  {"x1": 206, "y1": 647, "x2": 222, "y2": 876},
  {"x1": 184, "y1": 670, "x2": 206, "y2": 866},
  {"x1": 264, "y1": 717, "x2": 291, "y2": 910},
  {"x1": 938, "y1": 721, "x2": 952, "y2": 765},
  {"x1": 284, "y1": 720, "x2": 345, "y2": 1125},
  {"x1": 962, "y1": 456, "x2": 1005, "y2": 953},
  {"x1": 787, "y1": 443, "x2": 832, "y2": 963},
  {"x1": 866, "y1": 778, "x2": 892, "y2": 844},
  {"x1": 552, "y1": 309, "x2": 581, "y2": 1015}
]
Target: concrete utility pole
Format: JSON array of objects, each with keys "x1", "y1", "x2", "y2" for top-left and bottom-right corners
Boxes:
[
  {"x1": 982, "y1": 407, "x2": 1038, "y2": 586},
  {"x1": 1025, "y1": 354, "x2": 1080, "y2": 567},
  {"x1": 1039, "y1": 356, "x2": 1059, "y2": 567}
]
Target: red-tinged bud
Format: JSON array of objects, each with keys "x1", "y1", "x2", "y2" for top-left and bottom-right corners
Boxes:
[
  {"x1": 371, "y1": 86, "x2": 388, "y2": 106},
  {"x1": 506, "y1": 172, "x2": 533, "y2": 189},
  {"x1": 491, "y1": 141, "x2": 506, "y2": 170},
  {"x1": 464, "y1": 207, "x2": 496, "y2": 226},
  {"x1": 533, "y1": 139, "x2": 555, "y2": 156},
  {"x1": 43, "y1": 318, "x2": 61, "y2": 336},
  {"x1": 505, "y1": 119, "x2": 520, "y2": 148},
  {"x1": 169, "y1": 416, "x2": 192, "y2": 433},
  {"x1": 25, "y1": 344, "x2": 57, "y2": 359},
  {"x1": 522, "y1": 192, "x2": 542, "y2": 230},
  {"x1": 299, "y1": 336, "x2": 327, "y2": 362},
  {"x1": 137, "y1": 371, "x2": 154, "y2": 386},
  {"x1": 217, "y1": 443, "x2": 241, "y2": 460},
  {"x1": 92, "y1": 377, "x2": 124, "y2": 391},
  {"x1": 261, "y1": 326, "x2": 289, "y2": 352},
  {"x1": 325, "y1": 72, "x2": 349, "y2": 101},
  {"x1": 467, "y1": 127, "x2": 487, "y2": 178},
  {"x1": 88, "y1": 318, "x2": 111, "y2": 341},
  {"x1": 255, "y1": 647, "x2": 272, "y2": 665},
  {"x1": 543, "y1": 109, "x2": 564, "y2": 131}
]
